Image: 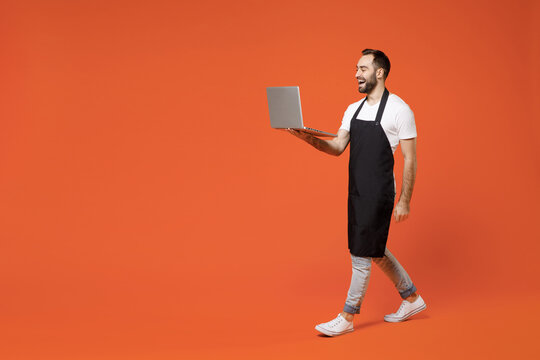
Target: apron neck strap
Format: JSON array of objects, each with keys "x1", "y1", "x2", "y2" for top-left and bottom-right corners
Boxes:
[
  {"x1": 351, "y1": 88, "x2": 390, "y2": 125},
  {"x1": 352, "y1": 97, "x2": 367, "y2": 120},
  {"x1": 374, "y1": 88, "x2": 390, "y2": 126}
]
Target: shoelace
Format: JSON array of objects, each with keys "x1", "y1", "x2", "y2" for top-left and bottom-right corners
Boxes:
[{"x1": 329, "y1": 315, "x2": 344, "y2": 328}]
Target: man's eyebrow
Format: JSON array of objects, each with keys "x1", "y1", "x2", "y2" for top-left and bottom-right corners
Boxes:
[{"x1": 356, "y1": 65, "x2": 368, "y2": 69}]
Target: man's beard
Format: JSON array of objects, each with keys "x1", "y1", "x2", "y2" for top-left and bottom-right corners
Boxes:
[{"x1": 358, "y1": 73, "x2": 377, "y2": 94}]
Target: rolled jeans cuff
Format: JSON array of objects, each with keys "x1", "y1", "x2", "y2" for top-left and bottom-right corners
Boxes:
[
  {"x1": 343, "y1": 303, "x2": 361, "y2": 314},
  {"x1": 399, "y1": 284, "x2": 417, "y2": 299}
]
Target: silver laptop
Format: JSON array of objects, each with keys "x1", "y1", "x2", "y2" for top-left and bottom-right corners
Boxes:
[{"x1": 266, "y1": 86, "x2": 337, "y2": 137}]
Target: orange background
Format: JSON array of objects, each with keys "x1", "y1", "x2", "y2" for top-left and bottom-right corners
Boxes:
[{"x1": 1, "y1": 0, "x2": 539, "y2": 359}]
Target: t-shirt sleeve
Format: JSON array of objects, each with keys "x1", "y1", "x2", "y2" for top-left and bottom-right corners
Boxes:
[
  {"x1": 396, "y1": 104, "x2": 417, "y2": 139},
  {"x1": 339, "y1": 104, "x2": 355, "y2": 132}
]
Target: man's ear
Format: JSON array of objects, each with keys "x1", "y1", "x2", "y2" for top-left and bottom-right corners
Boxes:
[{"x1": 376, "y1": 68, "x2": 384, "y2": 79}]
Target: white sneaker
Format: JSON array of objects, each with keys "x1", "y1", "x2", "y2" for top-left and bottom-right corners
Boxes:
[
  {"x1": 315, "y1": 313, "x2": 354, "y2": 336},
  {"x1": 384, "y1": 295, "x2": 427, "y2": 322}
]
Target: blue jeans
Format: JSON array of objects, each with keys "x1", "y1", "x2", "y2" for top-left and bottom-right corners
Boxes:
[{"x1": 343, "y1": 247, "x2": 417, "y2": 314}]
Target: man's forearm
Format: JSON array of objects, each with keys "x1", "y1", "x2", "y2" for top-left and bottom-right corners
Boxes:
[{"x1": 399, "y1": 158, "x2": 417, "y2": 204}]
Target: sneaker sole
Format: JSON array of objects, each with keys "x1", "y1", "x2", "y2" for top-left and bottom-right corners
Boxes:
[
  {"x1": 384, "y1": 303, "x2": 427, "y2": 323},
  {"x1": 314, "y1": 324, "x2": 354, "y2": 337}
]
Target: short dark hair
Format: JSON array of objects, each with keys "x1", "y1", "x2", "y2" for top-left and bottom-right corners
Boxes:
[{"x1": 362, "y1": 49, "x2": 391, "y2": 80}]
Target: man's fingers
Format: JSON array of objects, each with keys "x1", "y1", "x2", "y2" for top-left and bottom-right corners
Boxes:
[
  {"x1": 394, "y1": 212, "x2": 409, "y2": 223},
  {"x1": 288, "y1": 129, "x2": 310, "y2": 140},
  {"x1": 394, "y1": 210, "x2": 408, "y2": 223},
  {"x1": 289, "y1": 129, "x2": 300, "y2": 136}
]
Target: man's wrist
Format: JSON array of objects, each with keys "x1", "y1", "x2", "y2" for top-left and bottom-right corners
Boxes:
[{"x1": 398, "y1": 198, "x2": 411, "y2": 206}]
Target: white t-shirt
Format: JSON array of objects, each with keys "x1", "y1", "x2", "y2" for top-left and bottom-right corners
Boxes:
[
  {"x1": 340, "y1": 92, "x2": 417, "y2": 194},
  {"x1": 339, "y1": 93, "x2": 417, "y2": 154}
]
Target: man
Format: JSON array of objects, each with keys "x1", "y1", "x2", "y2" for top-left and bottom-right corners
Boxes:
[{"x1": 288, "y1": 49, "x2": 426, "y2": 336}]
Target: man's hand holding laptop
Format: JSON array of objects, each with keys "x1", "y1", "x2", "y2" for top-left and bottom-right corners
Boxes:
[{"x1": 287, "y1": 128, "x2": 314, "y2": 142}]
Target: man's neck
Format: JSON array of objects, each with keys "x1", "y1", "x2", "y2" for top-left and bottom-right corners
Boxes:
[{"x1": 366, "y1": 83, "x2": 386, "y2": 106}]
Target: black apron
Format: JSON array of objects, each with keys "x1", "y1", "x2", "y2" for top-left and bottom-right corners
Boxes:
[{"x1": 347, "y1": 88, "x2": 395, "y2": 258}]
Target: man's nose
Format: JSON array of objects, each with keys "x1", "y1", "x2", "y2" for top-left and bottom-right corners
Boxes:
[{"x1": 355, "y1": 70, "x2": 361, "y2": 78}]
